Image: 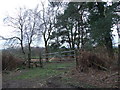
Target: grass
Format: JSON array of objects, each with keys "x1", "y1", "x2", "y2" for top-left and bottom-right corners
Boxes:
[
  {"x1": 4, "y1": 61, "x2": 97, "y2": 88},
  {"x1": 12, "y1": 61, "x2": 75, "y2": 80},
  {"x1": 31, "y1": 56, "x2": 39, "y2": 59}
]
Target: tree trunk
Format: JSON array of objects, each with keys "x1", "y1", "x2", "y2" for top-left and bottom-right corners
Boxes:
[
  {"x1": 75, "y1": 50, "x2": 79, "y2": 71},
  {"x1": 81, "y1": 27, "x2": 84, "y2": 50},
  {"x1": 118, "y1": 44, "x2": 120, "y2": 65},
  {"x1": 20, "y1": 30, "x2": 26, "y2": 58},
  {"x1": 117, "y1": 21, "x2": 120, "y2": 68},
  {"x1": 77, "y1": 20, "x2": 81, "y2": 50},
  {"x1": 70, "y1": 28, "x2": 75, "y2": 50},
  {"x1": 28, "y1": 53, "x2": 31, "y2": 68},
  {"x1": 39, "y1": 53, "x2": 43, "y2": 68},
  {"x1": 104, "y1": 35, "x2": 114, "y2": 59},
  {"x1": 21, "y1": 42, "x2": 25, "y2": 55},
  {"x1": 45, "y1": 41, "x2": 49, "y2": 62},
  {"x1": 67, "y1": 34, "x2": 72, "y2": 49},
  {"x1": 28, "y1": 43, "x2": 31, "y2": 68},
  {"x1": 80, "y1": 13, "x2": 84, "y2": 50},
  {"x1": 69, "y1": 42, "x2": 72, "y2": 49}
]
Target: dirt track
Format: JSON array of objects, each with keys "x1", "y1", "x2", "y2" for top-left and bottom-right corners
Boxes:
[
  {"x1": 2, "y1": 61, "x2": 119, "y2": 88},
  {"x1": 2, "y1": 61, "x2": 80, "y2": 88},
  {"x1": 2, "y1": 71, "x2": 80, "y2": 88}
]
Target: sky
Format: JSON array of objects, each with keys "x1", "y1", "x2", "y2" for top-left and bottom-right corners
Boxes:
[
  {"x1": 0, "y1": 0, "x2": 119, "y2": 49},
  {"x1": 0, "y1": 0, "x2": 48, "y2": 49}
]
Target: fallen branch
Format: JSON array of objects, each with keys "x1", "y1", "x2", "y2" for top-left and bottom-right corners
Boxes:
[
  {"x1": 92, "y1": 62, "x2": 108, "y2": 71},
  {"x1": 101, "y1": 72, "x2": 119, "y2": 81}
]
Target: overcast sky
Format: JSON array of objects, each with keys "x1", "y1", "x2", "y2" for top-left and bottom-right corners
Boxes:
[
  {"x1": 0, "y1": 0, "x2": 48, "y2": 49},
  {"x1": 0, "y1": 0, "x2": 118, "y2": 49}
]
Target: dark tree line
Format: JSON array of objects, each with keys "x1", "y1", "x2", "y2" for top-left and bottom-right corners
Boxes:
[{"x1": 50, "y1": 1, "x2": 119, "y2": 58}]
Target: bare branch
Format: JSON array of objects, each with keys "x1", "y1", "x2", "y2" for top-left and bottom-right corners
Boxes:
[{"x1": 0, "y1": 36, "x2": 21, "y2": 41}]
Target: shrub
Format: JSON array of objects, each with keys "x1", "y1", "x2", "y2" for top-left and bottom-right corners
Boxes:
[
  {"x1": 2, "y1": 52, "x2": 24, "y2": 71},
  {"x1": 76, "y1": 50, "x2": 110, "y2": 72}
]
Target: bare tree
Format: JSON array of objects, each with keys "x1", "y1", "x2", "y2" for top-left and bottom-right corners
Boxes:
[
  {"x1": 1, "y1": 8, "x2": 27, "y2": 56},
  {"x1": 1, "y1": 7, "x2": 42, "y2": 68},
  {"x1": 23, "y1": 7, "x2": 42, "y2": 68},
  {"x1": 40, "y1": 2, "x2": 56, "y2": 62}
]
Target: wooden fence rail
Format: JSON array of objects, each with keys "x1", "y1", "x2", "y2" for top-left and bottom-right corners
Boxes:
[
  {"x1": 30, "y1": 50, "x2": 77, "y2": 68},
  {"x1": 41, "y1": 50, "x2": 76, "y2": 62}
]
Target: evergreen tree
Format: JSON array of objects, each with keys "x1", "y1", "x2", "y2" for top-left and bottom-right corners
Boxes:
[{"x1": 88, "y1": 2, "x2": 117, "y2": 58}]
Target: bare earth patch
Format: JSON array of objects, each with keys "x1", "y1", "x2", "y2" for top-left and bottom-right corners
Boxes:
[{"x1": 64, "y1": 67, "x2": 119, "y2": 88}]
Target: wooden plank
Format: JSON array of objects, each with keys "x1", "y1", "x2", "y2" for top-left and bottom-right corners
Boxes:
[{"x1": 42, "y1": 50, "x2": 75, "y2": 56}]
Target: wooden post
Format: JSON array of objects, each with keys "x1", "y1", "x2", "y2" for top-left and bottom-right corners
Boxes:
[
  {"x1": 59, "y1": 51, "x2": 62, "y2": 62},
  {"x1": 74, "y1": 50, "x2": 76, "y2": 61},
  {"x1": 28, "y1": 53, "x2": 31, "y2": 68},
  {"x1": 75, "y1": 49, "x2": 79, "y2": 71},
  {"x1": 39, "y1": 52, "x2": 43, "y2": 68}
]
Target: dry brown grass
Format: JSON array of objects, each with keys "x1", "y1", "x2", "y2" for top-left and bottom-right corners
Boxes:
[
  {"x1": 66, "y1": 67, "x2": 119, "y2": 88},
  {"x1": 2, "y1": 52, "x2": 24, "y2": 70},
  {"x1": 76, "y1": 49, "x2": 112, "y2": 72}
]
